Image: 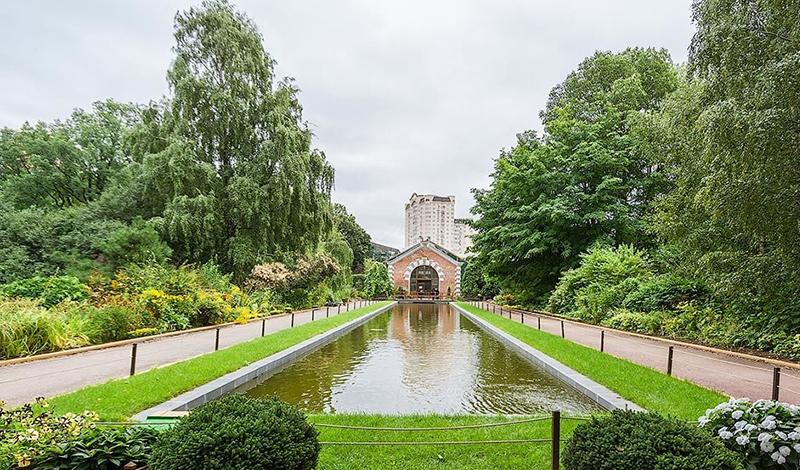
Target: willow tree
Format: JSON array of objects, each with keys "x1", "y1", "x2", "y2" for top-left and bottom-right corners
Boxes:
[{"x1": 128, "y1": 0, "x2": 334, "y2": 279}]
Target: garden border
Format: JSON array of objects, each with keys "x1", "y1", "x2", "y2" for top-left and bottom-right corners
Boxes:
[
  {"x1": 132, "y1": 301, "x2": 397, "y2": 421},
  {"x1": 486, "y1": 302, "x2": 800, "y2": 371},
  {"x1": 452, "y1": 303, "x2": 643, "y2": 412}
]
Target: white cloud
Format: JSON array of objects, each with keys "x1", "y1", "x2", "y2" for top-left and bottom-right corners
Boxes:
[{"x1": 0, "y1": 0, "x2": 694, "y2": 247}]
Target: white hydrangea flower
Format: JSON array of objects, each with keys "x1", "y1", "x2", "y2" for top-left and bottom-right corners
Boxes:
[
  {"x1": 779, "y1": 446, "x2": 791, "y2": 457},
  {"x1": 746, "y1": 424, "x2": 758, "y2": 432},
  {"x1": 793, "y1": 443, "x2": 800, "y2": 453},
  {"x1": 762, "y1": 441, "x2": 775, "y2": 453},
  {"x1": 719, "y1": 430, "x2": 733, "y2": 440},
  {"x1": 790, "y1": 432, "x2": 800, "y2": 440},
  {"x1": 776, "y1": 431, "x2": 788, "y2": 440},
  {"x1": 771, "y1": 452, "x2": 786, "y2": 465},
  {"x1": 759, "y1": 432, "x2": 772, "y2": 442},
  {"x1": 732, "y1": 410, "x2": 744, "y2": 419},
  {"x1": 734, "y1": 420, "x2": 747, "y2": 430},
  {"x1": 736, "y1": 435, "x2": 750, "y2": 446}
]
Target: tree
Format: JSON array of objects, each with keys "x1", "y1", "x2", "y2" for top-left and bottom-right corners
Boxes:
[
  {"x1": 362, "y1": 259, "x2": 392, "y2": 298},
  {"x1": 114, "y1": 0, "x2": 334, "y2": 279},
  {"x1": 470, "y1": 48, "x2": 679, "y2": 304},
  {"x1": 649, "y1": 0, "x2": 800, "y2": 327},
  {"x1": 332, "y1": 204, "x2": 371, "y2": 273},
  {"x1": 460, "y1": 258, "x2": 498, "y2": 299}
]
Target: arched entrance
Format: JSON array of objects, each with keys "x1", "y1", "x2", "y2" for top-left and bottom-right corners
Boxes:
[{"x1": 409, "y1": 265, "x2": 439, "y2": 296}]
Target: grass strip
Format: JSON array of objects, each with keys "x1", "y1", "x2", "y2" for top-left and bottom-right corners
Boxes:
[
  {"x1": 49, "y1": 301, "x2": 393, "y2": 421},
  {"x1": 456, "y1": 302, "x2": 726, "y2": 420},
  {"x1": 311, "y1": 414, "x2": 577, "y2": 470}
]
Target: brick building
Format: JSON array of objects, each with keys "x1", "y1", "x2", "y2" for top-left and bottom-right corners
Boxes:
[{"x1": 387, "y1": 239, "x2": 462, "y2": 298}]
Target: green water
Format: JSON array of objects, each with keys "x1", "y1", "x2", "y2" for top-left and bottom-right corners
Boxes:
[{"x1": 242, "y1": 303, "x2": 601, "y2": 414}]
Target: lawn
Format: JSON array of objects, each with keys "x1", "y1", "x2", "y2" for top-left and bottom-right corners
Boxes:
[
  {"x1": 49, "y1": 301, "x2": 393, "y2": 421},
  {"x1": 455, "y1": 302, "x2": 726, "y2": 420},
  {"x1": 311, "y1": 414, "x2": 580, "y2": 470}
]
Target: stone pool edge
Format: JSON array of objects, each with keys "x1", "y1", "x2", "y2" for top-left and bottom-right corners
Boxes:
[
  {"x1": 452, "y1": 303, "x2": 643, "y2": 412},
  {"x1": 132, "y1": 301, "x2": 397, "y2": 421}
]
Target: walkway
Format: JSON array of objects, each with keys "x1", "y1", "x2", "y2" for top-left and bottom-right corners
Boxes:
[
  {"x1": 477, "y1": 302, "x2": 800, "y2": 406},
  {"x1": 0, "y1": 302, "x2": 367, "y2": 407}
]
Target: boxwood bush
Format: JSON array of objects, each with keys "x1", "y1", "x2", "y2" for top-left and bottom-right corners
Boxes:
[
  {"x1": 149, "y1": 395, "x2": 319, "y2": 470},
  {"x1": 563, "y1": 411, "x2": 742, "y2": 470}
]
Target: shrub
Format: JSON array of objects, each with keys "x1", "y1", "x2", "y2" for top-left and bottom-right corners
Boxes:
[
  {"x1": 149, "y1": 395, "x2": 320, "y2": 470},
  {"x1": 548, "y1": 245, "x2": 652, "y2": 322},
  {"x1": 563, "y1": 410, "x2": 741, "y2": 470},
  {"x1": 623, "y1": 274, "x2": 711, "y2": 312},
  {"x1": 1, "y1": 276, "x2": 90, "y2": 307},
  {"x1": 0, "y1": 398, "x2": 98, "y2": 470},
  {"x1": 84, "y1": 303, "x2": 148, "y2": 343},
  {"x1": 0, "y1": 300, "x2": 90, "y2": 359},
  {"x1": 95, "y1": 218, "x2": 172, "y2": 272},
  {"x1": 35, "y1": 425, "x2": 161, "y2": 469},
  {"x1": 699, "y1": 398, "x2": 800, "y2": 469},
  {"x1": 601, "y1": 309, "x2": 664, "y2": 335},
  {"x1": 362, "y1": 259, "x2": 392, "y2": 298}
]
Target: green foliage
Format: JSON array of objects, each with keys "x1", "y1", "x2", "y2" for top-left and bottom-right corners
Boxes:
[
  {"x1": 149, "y1": 395, "x2": 320, "y2": 470},
  {"x1": 95, "y1": 218, "x2": 172, "y2": 272},
  {"x1": 563, "y1": 411, "x2": 741, "y2": 470},
  {"x1": 548, "y1": 245, "x2": 652, "y2": 323},
  {"x1": 35, "y1": 426, "x2": 160, "y2": 470},
  {"x1": 622, "y1": 274, "x2": 710, "y2": 312},
  {"x1": 460, "y1": 258, "x2": 499, "y2": 299},
  {"x1": 601, "y1": 310, "x2": 664, "y2": 335},
  {"x1": 332, "y1": 203, "x2": 371, "y2": 273},
  {"x1": 0, "y1": 398, "x2": 99, "y2": 470},
  {"x1": 1, "y1": 275, "x2": 90, "y2": 307},
  {"x1": 362, "y1": 259, "x2": 392, "y2": 298},
  {"x1": 471, "y1": 48, "x2": 679, "y2": 300},
  {"x1": 0, "y1": 300, "x2": 91, "y2": 359}
]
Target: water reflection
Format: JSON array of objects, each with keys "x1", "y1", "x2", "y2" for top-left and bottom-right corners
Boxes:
[{"x1": 242, "y1": 304, "x2": 600, "y2": 414}]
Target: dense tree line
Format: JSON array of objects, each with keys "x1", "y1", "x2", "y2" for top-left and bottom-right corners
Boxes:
[
  {"x1": 466, "y1": 0, "x2": 800, "y2": 358},
  {"x1": 0, "y1": 0, "x2": 372, "y2": 286}
]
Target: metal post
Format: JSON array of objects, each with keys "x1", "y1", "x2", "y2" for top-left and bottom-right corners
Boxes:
[
  {"x1": 215, "y1": 328, "x2": 220, "y2": 351},
  {"x1": 326, "y1": 306, "x2": 330, "y2": 317},
  {"x1": 667, "y1": 346, "x2": 674, "y2": 376},
  {"x1": 600, "y1": 330, "x2": 605, "y2": 352},
  {"x1": 312, "y1": 309, "x2": 315, "y2": 321},
  {"x1": 346, "y1": 302, "x2": 350, "y2": 312},
  {"x1": 338, "y1": 304, "x2": 341, "y2": 314},
  {"x1": 521, "y1": 312, "x2": 525, "y2": 325},
  {"x1": 538, "y1": 316, "x2": 541, "y2": 330},
  {"x1": 773, "y1": 367, "x2": 781, "y2": 401},
  {"x1": 560, "y1": 320, "x2": 565, "y2": 338},
  {"x1": 508, "y1": 309, "x2": 512, "y2": 320},
  {"x1": 291, "y1": 313, "x2": 295, "y2": 327},
  {"x1": 129, "y1": 343, "x2": 137, "y2": 376},
  {"x1": 261, "y1": 318, "x2": 266, "y2": 337},
  {"x1": 551, "y1": 410, "x2": 561, "y2": 470}
]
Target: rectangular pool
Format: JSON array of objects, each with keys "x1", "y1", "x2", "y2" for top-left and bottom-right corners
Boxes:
[{"x1": 239, "y1": 303, "x2": 601, "y2": 414}]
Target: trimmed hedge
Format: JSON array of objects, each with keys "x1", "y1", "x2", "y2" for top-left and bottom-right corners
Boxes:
[
  {"x1": 149, "y1": 395, "x2": 319, "y2": 470},
  {"x1": 563, "y1": 411, "x2": 743, "y2": 470}
]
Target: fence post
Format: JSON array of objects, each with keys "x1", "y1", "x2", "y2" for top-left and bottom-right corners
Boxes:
[
  {"x1": 326, "y1": 306, "x2": 330, "y2": 317},
  {"x1": 600, "y1": 330, "x2": 605, "y2": 352},
  {"x1": 129, "y1": 343, "x2": 137, "y2": 376},
  {"x1": 215, "y1": 328, "x2": 220, "y2": 351},
  {"x1": 551, "y1": 410, "x2": 561, "y2": 470},
  {"x1": 261, "y1": 318, "x2": 266, "y2": 337},
  {"x1": 773, "y1": 367, "x2": 781, "y2": 401},
  {"x1": 312, "y1": 309, "x2": 315, "y2": 321},
  {"x1": 521, "y1": 312, "x2": 525, "y2": 325},
  {"x1": 291, "y1": 313, "x2": 295, "y2": 328},
  {"x1": 338, "y1": 304, "x2": 341, "y2": 314},
  {"x1": 667, "y1": 346, "x2": 674, "y2": 376},
  {"x1": 326, "y1": 306, "x2": 330, "y2": 318},
  {"x1": 538, "y1": 316, "x2": 541, "y2": 330},
  {"x1": 347, "y1": 302, "x2": 350, "y2": 311},
  {"x1": 508, "y1": 309, "x2": 512, "y2": 320},
  {"x1": 560, "y1": 320, "x2": 565, "y2": 338}
]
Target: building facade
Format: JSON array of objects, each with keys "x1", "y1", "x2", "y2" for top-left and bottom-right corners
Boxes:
[
  {"x1": 387, "y1": 239, "x2": 462, "y2": 297},
  {"x1": 404, "y1": 193, "x2": 473, "y2": 256}
]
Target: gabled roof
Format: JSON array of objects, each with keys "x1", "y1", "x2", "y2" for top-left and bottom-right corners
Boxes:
[{"x1": 387, "y1": 238, "x2": 462, "y2": 265}]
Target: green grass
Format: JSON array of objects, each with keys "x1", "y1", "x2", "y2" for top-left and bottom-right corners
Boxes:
[
  {"x1": 49, "y1": 301, "x2": 393, "y2": 421},
  {"x1": 456, "y1": 302, "x2": 726, "y2": 420},
  {"x1": 311, "y1": 414, "x2": 579, "y2": 470}
]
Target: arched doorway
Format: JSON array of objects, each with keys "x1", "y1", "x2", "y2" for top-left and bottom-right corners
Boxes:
[{"x1": 410, "y1": 265, "x2": 439, "y2": 296}]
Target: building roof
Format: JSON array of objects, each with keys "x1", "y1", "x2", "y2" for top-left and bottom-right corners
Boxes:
[{"x1": 387, "y1": 238, "x2": 462, "y2": 265}]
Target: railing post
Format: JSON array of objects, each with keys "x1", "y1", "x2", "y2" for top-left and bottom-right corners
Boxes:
[
  {"x1": 346, "y1": 302, "x2": 350, "y2": 312},
  {"x1": 521, "y1": 312, "x2": 525, "y2": 325},
  {"x1": 560, "y1": 320, "x2": 565, "y2": 338},
  {"x1": 538, "y1": 316, "x2": 541, "y2": 330},
  {"x1": 326, "y1": 306, "x2": 330, "y2": 317},
  {"x1": 667, "y1": 346, "x2": 674, "y2": 376},
  {"x1": 291, "y1": 313, "x2": 295, "y2": 327},
  {"x1": 129, "y1": 343, "x2": 137, "y2": 376},
  {"x1": 312, "y1": 309, "x2": 315, "y2": 321},
  {"x1": 773, "y1": 367, "x2": 781, "y2": 401},
  {"x1": 215, "y1": 328, "x2": 220, "y2": 351},
  {"x1": 551, "y1": 410, "x2": 561, "y2": 470},
  {"x1": 338, "y1": 304, "x2": 341, "y2": 314},
  {"x1": 326, "y1": 306, "x2": 330, "y2": 318},
  {"x1": 600, "y1": 330, "x2": 605, "y2": 352},
  {"x1": 261, "y1": 318, "x2": 266, "y2": 337}
]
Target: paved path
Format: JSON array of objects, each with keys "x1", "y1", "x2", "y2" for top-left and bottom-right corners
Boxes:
[
  {"x1": 477, "y1": 302, "x2": 800, "y2": 406},
  {"x1": 0, "y1": 302, "x2": 369, "y2": 406}
]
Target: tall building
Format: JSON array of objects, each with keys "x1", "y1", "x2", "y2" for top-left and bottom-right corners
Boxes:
[{"x1": 404, "y1": 193, "x2": 474, "y2": 256}]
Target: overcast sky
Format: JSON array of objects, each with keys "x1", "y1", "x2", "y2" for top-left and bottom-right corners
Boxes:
[{"x1": 1, "y1": 1, "x2": 694, "y2": 248}]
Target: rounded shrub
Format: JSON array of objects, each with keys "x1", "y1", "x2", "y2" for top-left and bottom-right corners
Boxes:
[
  {"x1": 150, "y1": 395, "x2": 319, "y2": 470},
  {"x1": 563, "y1": 411, "x2": 742, "y2": 470}
]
